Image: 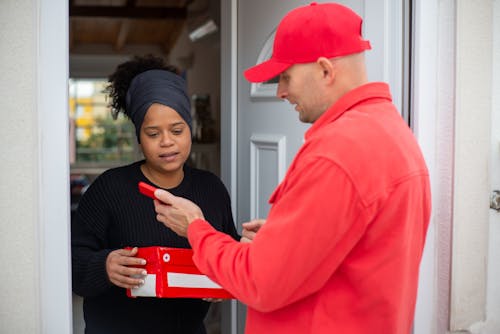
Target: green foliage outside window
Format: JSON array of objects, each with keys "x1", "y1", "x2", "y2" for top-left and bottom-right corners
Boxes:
[
  {"x1": 70, "y1": 79, "x2": 139, "y2": 166},
  {"x1": 75, "y1": 116, "x2": 136, "y2": 162}
]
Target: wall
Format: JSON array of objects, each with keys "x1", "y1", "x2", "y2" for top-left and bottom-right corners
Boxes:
[
  {"x1": 1, "y1": 0, "x2": 72, "y2": 333},
  {"x1": 479, "y1": 0, "x2": 500, "y2": 332},
  {"x1": 169, "y1": 17, "x2": 222, "y2": 143},
  {"x1": 450, "y1": 0, "x2": 492, "y2": 330},
  {"x1": 413, "y1": 1, "x2": 499, "y2": 333},
  {"x1": 0, "y1": 1, "x2": 40, "y2": 331}
]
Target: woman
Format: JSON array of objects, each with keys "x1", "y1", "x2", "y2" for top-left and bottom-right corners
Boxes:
[{"x1": 71, "y1": 55, "x2": 239, "y2": 334}]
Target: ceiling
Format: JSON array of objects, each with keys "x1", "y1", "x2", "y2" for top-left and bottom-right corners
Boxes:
[{"x1": 69, "y1": 0, "x2": 215, "y2": 56}]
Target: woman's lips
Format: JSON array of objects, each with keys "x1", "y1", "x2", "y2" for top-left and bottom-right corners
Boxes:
[{"x1": 159, "y1": 152, "x2": 178, "y2": 162}]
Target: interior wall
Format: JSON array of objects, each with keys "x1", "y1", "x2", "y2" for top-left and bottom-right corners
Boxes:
[{"x1": 169, "y1": 14, "x2": 222, "y2": 140}]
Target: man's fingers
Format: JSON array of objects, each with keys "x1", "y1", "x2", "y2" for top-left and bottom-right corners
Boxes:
[
  {"x1": 242, "y1": 229, "x2": 256, "y2": 239},
  {"x1": 154, "y1": 189, "x2": 175, "y2": 205},
  {"x1": 242, "y1": 219, "x2": 266, "y2": 232},
  {"x1": 240, "y1": 236, "x2": 253, "y2": 243}
]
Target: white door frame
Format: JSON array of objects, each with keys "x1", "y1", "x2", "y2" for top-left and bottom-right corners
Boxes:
[
  {"x1": 38, "y1": 0, "x2": 72, "y2": 333},
  {"x1": 35, "y1": 0, "x2": 442, "y2": 333},
  {"x1": 220, "y1": 0, "x2": 239, "y2": 332}
]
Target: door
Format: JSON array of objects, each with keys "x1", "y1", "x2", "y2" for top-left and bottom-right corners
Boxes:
[{"x1": 232, "y1": 0, "x2": 407, "y2": 332}]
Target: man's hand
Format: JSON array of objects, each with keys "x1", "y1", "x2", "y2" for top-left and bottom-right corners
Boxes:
[
  {"x1": 106, "y1": 247, "x2": 147, "y2": 289},
  {"x1": 153, "y1": 189, "x2": 205, "y2": 237},
  {"x1": 240, "y1": 219, "x2": 266, "y2": 243}
]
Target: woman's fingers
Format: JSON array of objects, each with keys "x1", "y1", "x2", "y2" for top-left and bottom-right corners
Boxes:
[{"x1": 106, "y1": 248, "x2": 147, "y2": 288}]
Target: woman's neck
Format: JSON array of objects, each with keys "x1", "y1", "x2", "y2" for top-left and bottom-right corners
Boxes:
[{"x1": 140, "y1": 162, "x2": 184, "y2": 189}]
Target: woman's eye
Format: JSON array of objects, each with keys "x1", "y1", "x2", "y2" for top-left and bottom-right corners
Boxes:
[
  {"x1": 146, "y1": 132, "x2": 159, "y2": 137},
  {"x1": 172, "y1": 129, "x2": 183, "y2": 135}
]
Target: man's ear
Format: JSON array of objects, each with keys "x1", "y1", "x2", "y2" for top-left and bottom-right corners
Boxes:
[{"x1": 317, "y1": 57, "x2": 335, "y2": 83}]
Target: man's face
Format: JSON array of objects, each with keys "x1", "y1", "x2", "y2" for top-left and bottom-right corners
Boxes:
[{"x1": 276, "y1": 62, "x2": 327, "y2": 123}]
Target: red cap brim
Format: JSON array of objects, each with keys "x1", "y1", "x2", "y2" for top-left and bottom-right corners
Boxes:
[{"x1": 244, "y1": 59, "x2": 292, "y2": 83}]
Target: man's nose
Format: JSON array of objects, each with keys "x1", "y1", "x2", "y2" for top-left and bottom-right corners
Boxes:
[{"x1": 276, "y1": 83, "x2": 287, "y2": 99}]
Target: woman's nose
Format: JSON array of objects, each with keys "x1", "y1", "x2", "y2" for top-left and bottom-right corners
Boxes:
[{"x1": 160, "y1": 133, "x2": 174, "y2": 146}]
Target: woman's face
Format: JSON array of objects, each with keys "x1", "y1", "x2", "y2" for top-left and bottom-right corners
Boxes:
[{"x1": 139, "y1": 103, "x2": 191, "y2": 175}]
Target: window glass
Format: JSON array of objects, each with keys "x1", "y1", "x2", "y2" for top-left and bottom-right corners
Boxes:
[{"x1": 69, "y1": 79, "x2": 138, "y2": 166}]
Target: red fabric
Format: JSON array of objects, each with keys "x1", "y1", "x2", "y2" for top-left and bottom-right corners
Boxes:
[{"x1": 188, "y1": 82, "x2": 431, "y2": 333}]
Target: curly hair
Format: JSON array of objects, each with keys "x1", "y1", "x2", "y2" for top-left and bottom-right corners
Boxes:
[{"x1": 105, "y1": 54, "x2": 179, "y2": 119}]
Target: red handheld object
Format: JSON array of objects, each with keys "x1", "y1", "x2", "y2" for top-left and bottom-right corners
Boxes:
[{"x1": 138, "y1": 181, "x2": 158, "y2": 201}]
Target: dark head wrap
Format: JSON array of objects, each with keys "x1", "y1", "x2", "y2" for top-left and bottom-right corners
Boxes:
[{"x1": 125, "y1": 69, "x2": 192, "y2": 142}]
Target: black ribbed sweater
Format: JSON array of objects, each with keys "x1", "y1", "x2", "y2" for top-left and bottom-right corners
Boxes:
[{"x1": 71, "y1": 161, "x2": 239, "y2": 334}]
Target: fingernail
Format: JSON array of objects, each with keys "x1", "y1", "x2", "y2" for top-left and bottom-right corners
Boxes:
[
  {"x1": 139, "y1": 280, "x2": 144, "y2": 286},
  {"x1": 141, "y1": 270, "x2": 147, "y2": 276},
  {"x1": 141, "y1": 259, "x2": 146, "y2": 265}
]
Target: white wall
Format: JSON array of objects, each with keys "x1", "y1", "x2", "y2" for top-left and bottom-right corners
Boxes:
[
  {"x1": 414, "y1": 1, "x2": 499, "y2": 333},
  {"x1": 450, "y1": 0, "x2": 492, "y2": 330},
  {"x1": 480, "y1": 0, "x2": 500, "y2": 333},
  {"x1": 169, "y1": 21, "x2": 222, "y2": 138},
  {"x1": 0, "y1": 1, "x2": 40, "y2": 331},
  {"x1": 1, "y1": 0, "x2": 72, "y2": 333}
]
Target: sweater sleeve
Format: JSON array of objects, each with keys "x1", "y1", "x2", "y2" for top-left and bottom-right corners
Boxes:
[
  {"x1": 188, "y1": 158, "x2": 369, "y2": 312},
  {"x1": 71, "y1": 176, "x2": 115, "y2": 297}
]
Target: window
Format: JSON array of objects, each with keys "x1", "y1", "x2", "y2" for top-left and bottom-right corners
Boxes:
[
  {"x1": 68, "y1": 79, "x2": 220, "y2": 176},
  {"x1": 69, "y1": 79, "x2": 140, "y2": 169}
]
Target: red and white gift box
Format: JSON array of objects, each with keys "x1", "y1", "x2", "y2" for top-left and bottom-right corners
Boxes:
[{"x1": 126, "y1": 246, "x2": 233, "y2": 299}]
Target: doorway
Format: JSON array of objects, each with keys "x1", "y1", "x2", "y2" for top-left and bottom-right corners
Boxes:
[{"x1": 69, "y1": 1, "x2": 223, "y2": 333}]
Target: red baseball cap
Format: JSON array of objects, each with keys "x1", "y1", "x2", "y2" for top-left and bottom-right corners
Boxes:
[{"x1": 244, "y1": 2, "x2": 371, "y2": 83}]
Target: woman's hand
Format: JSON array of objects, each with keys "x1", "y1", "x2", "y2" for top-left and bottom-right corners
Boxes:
[{"x1": 106, "y1": 247, "x2": 147, "y2": 289}]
